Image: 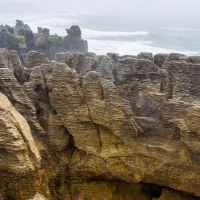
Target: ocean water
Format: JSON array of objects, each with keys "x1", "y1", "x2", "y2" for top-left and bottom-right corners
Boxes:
[{"x1": 1, "y1": 12, "x2": 200, "y2": 56}]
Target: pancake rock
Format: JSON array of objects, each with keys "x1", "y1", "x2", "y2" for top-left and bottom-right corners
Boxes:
[
  {"x1": 61, "y1": 26, "x2": 88, "y2": 54},
  {"x1": 0, "y1": 48, "x2": 200, "y2": 199}
]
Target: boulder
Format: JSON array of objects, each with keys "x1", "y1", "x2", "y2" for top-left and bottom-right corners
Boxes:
[{"x1": 25, "y1": 51, "x2": 50, "y2": 68}]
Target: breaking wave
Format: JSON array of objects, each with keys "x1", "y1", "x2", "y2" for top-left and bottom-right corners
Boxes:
[
  {"x1": 88, "y1": 39, "x2": 198, "y2": 56},
  {"x1": 82, "y1": 29, "x2": 148, "y2": 38}
]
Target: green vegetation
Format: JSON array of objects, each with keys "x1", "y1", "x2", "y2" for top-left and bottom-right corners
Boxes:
[
  {"x1": 47, "y1": 34, "x2": 59, "y2": 44},
  {"x1": 0, "y1": 25, "x2": 14, "y2": 34},
  {"x1": 0, "y1": 20, "x2": 26, "y2": 45},
  {"x1": 14, "y1": 34, "x2": 25, "y2": 44},
  {"x1": 13, "y1": 26, "x2": 16, "y2": 34},
  {"x1": 36, "y1": 37, "x2": 46, "y2": 47},
  {"x1": 5, "y1": 25, "x2": 14, "y2": 34},
  {"x1": 15, "y1": 20, "x2": 24, "y2": 26}
]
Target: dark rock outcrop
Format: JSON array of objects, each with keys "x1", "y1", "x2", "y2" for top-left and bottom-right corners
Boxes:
[
  {"x1": 0, "y1": 21, "x2": 88, "y2": 64},
  {"x1": 18, "y1": 28, "x2": 35, "y2": 51},
  {"x1": 0, "y1": 27, "x2": 28, "y2": 65},
  {"x1": 0, "y1": 48, "x2": 200, "y2": 200},
  {"x1": 61, "y1": 26, "x2": 88, "y2": 54}
]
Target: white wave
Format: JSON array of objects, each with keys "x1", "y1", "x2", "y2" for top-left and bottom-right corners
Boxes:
[
  {"x1": 82, "y1": 29, "x2": 148, "y2": 38},
  {"x1": 88, "y1": 39, "x2": 198, "y2": 56},
  {"x1": 163, "y1": 27, "x2": 200, "y2": 32},
  {"x1": 166, "y1": 33, "x2": 192, "y2": 37}
]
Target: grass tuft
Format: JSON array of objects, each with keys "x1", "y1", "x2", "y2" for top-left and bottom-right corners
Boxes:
[{"x1": 36, "y1": 37, "x2": 46, "y2": 47}]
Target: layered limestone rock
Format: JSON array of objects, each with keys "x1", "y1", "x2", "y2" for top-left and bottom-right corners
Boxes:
[
  {"x1": 0, "y1": 48, "x2": 200, "y2": 200},
  {"x1": 25, "y1": 51, "x2": 50, "y2": 68},
  {"x1": 0, "y1": 91, "x2": 41, "y2": 171},
  {"x1": 137, "y1": 52, "x2": 153, "y2": 61}
]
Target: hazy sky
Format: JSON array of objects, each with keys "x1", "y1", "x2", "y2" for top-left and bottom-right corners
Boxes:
[{"x1": 1, "y1": 0, "x2": 200, "y2": 16}]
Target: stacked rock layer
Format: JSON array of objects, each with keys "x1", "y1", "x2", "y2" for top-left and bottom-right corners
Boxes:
[{"x1": 0, "y1": 49, "x2": 200, "y2": 200}]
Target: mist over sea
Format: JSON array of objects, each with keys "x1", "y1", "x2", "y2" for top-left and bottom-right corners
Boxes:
[{"x1": 1, "y1": 12, "x2": 200, "y2": 56}]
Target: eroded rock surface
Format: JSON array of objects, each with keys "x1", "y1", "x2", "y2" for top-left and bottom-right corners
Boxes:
[
  {"x1": 25, "y1": 51, "x2": 50, "y2": 68},
  {"x1": 0, "y1": 48, "x2": 200, "y2": 200},
  {"x1": 137, "y1": 52, "x2": 153, "y2": 61}
]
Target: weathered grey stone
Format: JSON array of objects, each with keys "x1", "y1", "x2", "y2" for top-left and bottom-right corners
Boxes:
[
  {"x1": 25, "y1": 51, "x2": 50, "y2": 68},
  {"x1": 165, "y1": 53, "x2": 190, "y2": 63},
  {"x1": 85, "y1": 52, "x2": 98, "y2": 60},
  {"x1": 107, "y1": 52, "x2": 119, "y2": 57},
  {"x1": 190, "y1": 56, "x2": 200, "y2": 64},
  {"x1": 55, "y1": 52, "x2": 72, "y2": 64},
  {"x1": 162, "y1": 61, "x2": 200, "y2": 102},
  {"x1": 154, "y1": 53, "x2": 169, "y2": 68},
  {"x1": 96, "y1": 55, "x2": 114, "y2": 81},
  {"x1": 137, "y1": 52, "x2": 153, "y2": 61},
  {"x1": 120, "y1": 55, "x2": 137, "y2": 59},
  {"x1": 0, "y1": 48, "x2": 13, "y2": 69}
]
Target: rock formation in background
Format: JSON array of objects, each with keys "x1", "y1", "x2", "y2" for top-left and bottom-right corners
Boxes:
[
  {"x1": 1, "y1": 48, "x2": 200, "y2": 200},
  {"x1": 61, "y1": 26, "x2": 88, "y2": 54},
  {"x1": 0, "y1": 20, "x2": 88, "y2": 64},
  {"x1": 0, "y1": 22, "x2": 28, "y2": 65}
]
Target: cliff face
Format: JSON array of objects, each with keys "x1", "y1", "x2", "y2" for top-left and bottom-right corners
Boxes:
[{"x1": 0, "y1": 48, "x2": 200, "y2": 200}]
